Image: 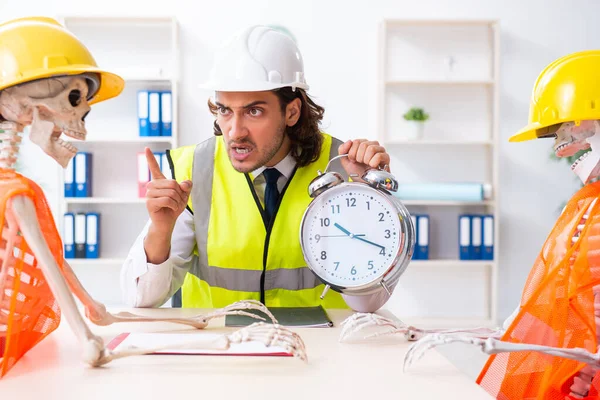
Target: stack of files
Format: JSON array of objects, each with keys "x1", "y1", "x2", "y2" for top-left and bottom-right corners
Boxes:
[
  {"x1": 138, "y1": 90, "x2": 172, "y2": 137},
  {"x1": 64, "y1": 212, "x2": 100, "y2": 259},
  {"x1": 137, "y1": 152, "x2": 172, "y2": 197},
  {"x1": 459, "y1": 214, "x2": 494, "y2": 260},
  {"x1": 410, "y1": 214, "x2": 429, "y2": 260},
  {"x1": 394, "y1": 182, "x2": 492, "y2": 202},
  {"x1": 64, "y1": 152, "x2": 93, "y2": 197}
]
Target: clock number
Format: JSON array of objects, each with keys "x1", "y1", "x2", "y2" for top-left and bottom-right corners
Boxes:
[
  {"x1": 378, "y1": 213, "x2": 385, "y2": 222},
  {"x1": 351, "y1": 266, "x2": 357, "y2": 275},
  {"x1": 368, "y1": 260, "x2": 374, "y2": 270},
  {"x1": 315, "y1": 234, "x2": 321, "y2": 243},
  {"x1": 385, "y1": 229, "x2": 391, "y2": 238},
  {"x1": 346, "y1": 197, "x2": 356, "y2": 207},
  {"x1": 321, "y1": 251, "x2": 327, "y2": 260},
  {"x1": 379, "y1": 248, "x2": 386, "y2": 256},
  {"x1": 366, "y1": 201, "x2": 371, "y2": 210},
  {"x1": 320, "y1": 217, "x2": 330, "y2": 227},
  {"x1": 334, "y1": 261, "x2": 340, "y2": 271},
  {"x1": 331, "y1": 204, "x2": 340, "y2": 214}
]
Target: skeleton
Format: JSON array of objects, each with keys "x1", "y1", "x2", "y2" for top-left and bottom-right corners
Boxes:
[
  {"x1": 340, "y1": 121, "x2": 600, "y2": 399},
  {"x1": 0, "y1": 74, "x2": 307, "y2": 376}
]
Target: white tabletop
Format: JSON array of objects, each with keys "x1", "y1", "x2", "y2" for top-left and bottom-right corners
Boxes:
[{"x1": 0, "y1": 308, "x2": 492, "y2": 400}]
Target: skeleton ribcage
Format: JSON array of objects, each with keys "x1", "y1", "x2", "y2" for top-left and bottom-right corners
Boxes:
[{"x1": 569, "y1": 198, "x2": 600, "y2": 398}]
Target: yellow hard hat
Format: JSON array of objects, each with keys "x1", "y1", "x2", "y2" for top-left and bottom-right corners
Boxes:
[
  {"x1": 0, "y1": 16, "x2": 124, "y2": 105},
  {"x1": 510, "y1": 50, "x2": 600, "y2": 142}
]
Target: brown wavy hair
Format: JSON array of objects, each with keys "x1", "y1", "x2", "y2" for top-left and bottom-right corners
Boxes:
[{"x1": 207, "y1": 87, "x2": 325, "y2": 167}]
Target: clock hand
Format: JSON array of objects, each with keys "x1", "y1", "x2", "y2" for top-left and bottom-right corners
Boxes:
[
  {"x1": 333, "y1": 222, "x2": 353, "y2": 237},
  {"x1": 318, "y1": 234, "x2": 366, "y2": 238},
  {"x1": 354, "y1": 236, "x2": 386, "y2": 251},
  {"x1": 334, "y1": 223, "x2": 385, "y2": 251}
]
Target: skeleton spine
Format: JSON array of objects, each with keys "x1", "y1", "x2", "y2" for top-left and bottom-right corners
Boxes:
[{"x1": 0, "y1": 128, "x2": 20, "y2": 170}]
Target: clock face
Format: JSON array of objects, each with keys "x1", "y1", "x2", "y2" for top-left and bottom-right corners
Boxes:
[{"x1": 300, "y1": 183, "x2": 403, "y2": 289}]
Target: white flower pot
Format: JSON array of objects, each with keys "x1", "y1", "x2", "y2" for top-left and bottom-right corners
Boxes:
[{"x1": 404, "y1": 121, "x2": 425, "y2": 140}]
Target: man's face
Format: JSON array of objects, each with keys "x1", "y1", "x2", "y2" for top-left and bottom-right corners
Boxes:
[{"x1": 215, "y1": 91, "x2": 290, "y2": 173}]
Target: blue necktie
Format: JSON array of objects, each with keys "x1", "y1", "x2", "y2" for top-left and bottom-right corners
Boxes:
[{"x1": 263, "y1": 168, "x2": 281, "y2": 222}]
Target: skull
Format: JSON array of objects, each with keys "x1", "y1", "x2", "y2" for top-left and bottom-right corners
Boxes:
[
  {"x1": 552, "y1": 120, "x2": 600, "y2": 184},
  {"x1": 0, "y1": 74, "x2": 96, "y2": 167}
]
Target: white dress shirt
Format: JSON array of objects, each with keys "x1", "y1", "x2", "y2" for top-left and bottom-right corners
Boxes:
[{"x1": 120, "y1": 151, "x2": 395, "y2": 311}]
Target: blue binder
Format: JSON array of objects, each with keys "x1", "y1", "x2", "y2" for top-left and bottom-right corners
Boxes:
[
  {"x1": 64, "y1": 158, "x2": 75, "y2": 197},
  {"x1": 416, "y1": 215, "x2": 429, "y2": 260},
  {"x1": 160, "y1": 91, "x2": 172, "y2": 137},
  {"x1": 148, "y1": 91, "x2": 161, "y2": 136},
  {"x1": 74, "y1": 152, "x2": 92, "y2": 197},
  {"x1": 86, "y1": 213, "x2": 100, "y2": 259},
  {"x1": 138, "y1": 90, "x2": 150, "y2": 136},
  {"x1": 64, "y1": 213, "x2": 75, "y2": 259},
  {"x1": 459, "y1": 215, "x2": 471, "y2": 260},
  {"x1": 74, "y1": 213, "x2": 86, "y2": 258},
  {"x1": 470, "y1": 215, "x2": 483, "y2": 260},
  {"x1": 482, "y1": 215, "x2": 494, "y2": 260},
  {"x1": 410, "y1": 215, "x2": 419, "y2": 260}
]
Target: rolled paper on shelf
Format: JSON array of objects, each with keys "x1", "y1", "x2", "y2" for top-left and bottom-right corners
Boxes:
[{"x1": 393, "y1": 183, "x2": 492, "y2": 202}]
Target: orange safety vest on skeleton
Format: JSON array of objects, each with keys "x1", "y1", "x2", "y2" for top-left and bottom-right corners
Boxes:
[
  {"x1": 0, "y1": 169, "x2": 62, "y2": 378},
  {"x1": 477, "y1": 181, "x2": 600, "y2": 399}
]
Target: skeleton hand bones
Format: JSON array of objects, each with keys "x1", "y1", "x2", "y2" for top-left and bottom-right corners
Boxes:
[
  {"x1": 90, "y1": 322, "x2": 308, "y2": 367},
  {"x1": 10, "y1": 191, "x2": 299, "y2": 367},
  {"x1": 339, "y1": 312, "x2": 502, "y2": 343},
  {"x1": 403, "y1": 332, "x2": 600, "y2": 373}
]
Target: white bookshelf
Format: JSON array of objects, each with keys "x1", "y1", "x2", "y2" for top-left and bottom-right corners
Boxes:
[
  {"x1": 64, "y1": 136, "x2": 175, "y2": 144},
  {"x1": 55, "y1": 16, "x2": 180, "y2": 306},
  {"x1": 68, "y1": 258, "x2": 126, "y2": 266},
  {"x1": 379, "y1": 19, "x2": 500, "y2": 325},
  {"x1": 65, "y1": 198, "x2": 146, "y2": 205},
  {"x1": 409, "y1": 260, "x2": 494, "y2": 268},
  {"x1": 385, "y1": 139, "x2": 494, "y2": 145},
  {"x1": 401, "y1": 200, "x2": 495, "y2": 206},
  {"x1": 387, "y1": 80, "x2": 494, "y2": 86}
]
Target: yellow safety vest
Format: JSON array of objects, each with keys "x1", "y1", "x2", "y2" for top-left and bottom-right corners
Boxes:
[{"x1": 167, "y1": 133, "x2": 349, "y2": 309}]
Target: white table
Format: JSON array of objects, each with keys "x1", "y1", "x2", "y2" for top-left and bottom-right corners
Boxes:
[{"x1": 0, "y1": 308, "x2": 492, "y2": 399}]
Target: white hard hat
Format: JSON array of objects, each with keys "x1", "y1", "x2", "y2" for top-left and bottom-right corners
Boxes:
[{"x1": 199, "y1": 25, "x2": 309, "y2": 92}]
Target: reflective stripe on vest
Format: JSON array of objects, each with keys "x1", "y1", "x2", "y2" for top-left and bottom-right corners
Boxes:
[{"x1": 168, "y1": 133, "x2": 349, "y2": 309}]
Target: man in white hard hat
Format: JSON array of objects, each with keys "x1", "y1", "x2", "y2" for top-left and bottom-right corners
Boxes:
[{"x1": 121, "y1": 26, "x2": 395, "y2": 311}]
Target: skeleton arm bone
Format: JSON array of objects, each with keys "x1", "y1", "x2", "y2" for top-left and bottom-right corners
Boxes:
[
  {"x1": 339, "y1": 312, "x2": 504, "y2": 342},
  {"x1": 97, "y1": 322, "x2": 307, "y2": 365},
  {"x1": 63, "y1": 259, "x2": 276, "y2": 328},
  {"x1": 11, "y1": 196, "x2": 299, "y2": 367},
  {"x1": 11, "y1": 195, "x2": 106, "y2": 366},
  {"x1": 404, "y1": 333, "x2": 600, "y2": 371}
]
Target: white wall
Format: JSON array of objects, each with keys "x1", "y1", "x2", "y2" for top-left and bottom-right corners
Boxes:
[{"x1": 2, "y1": 0, "x2": 599, "y2": 322}]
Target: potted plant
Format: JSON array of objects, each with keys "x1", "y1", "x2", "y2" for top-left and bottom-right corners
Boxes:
[{"x1": 403, "y1": 107, "x2": 429, "y2": 140}]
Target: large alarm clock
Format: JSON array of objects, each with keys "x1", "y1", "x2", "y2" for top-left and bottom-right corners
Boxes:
[{"x1": 300, "y1": 155, "x2": 415, "y2": 298}]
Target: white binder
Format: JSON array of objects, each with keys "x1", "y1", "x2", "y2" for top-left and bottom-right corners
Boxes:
[
  {"x1": 459, "y1": 215, "x2": 471, "y2": 260},
  {"x1": 160, "y1": 152, "x2": 172, "y2": 179}
]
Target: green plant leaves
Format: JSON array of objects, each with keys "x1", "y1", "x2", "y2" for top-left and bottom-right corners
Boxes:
[{"x1": 403, "y1": 107, "x2": 429, "y2": 121}]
